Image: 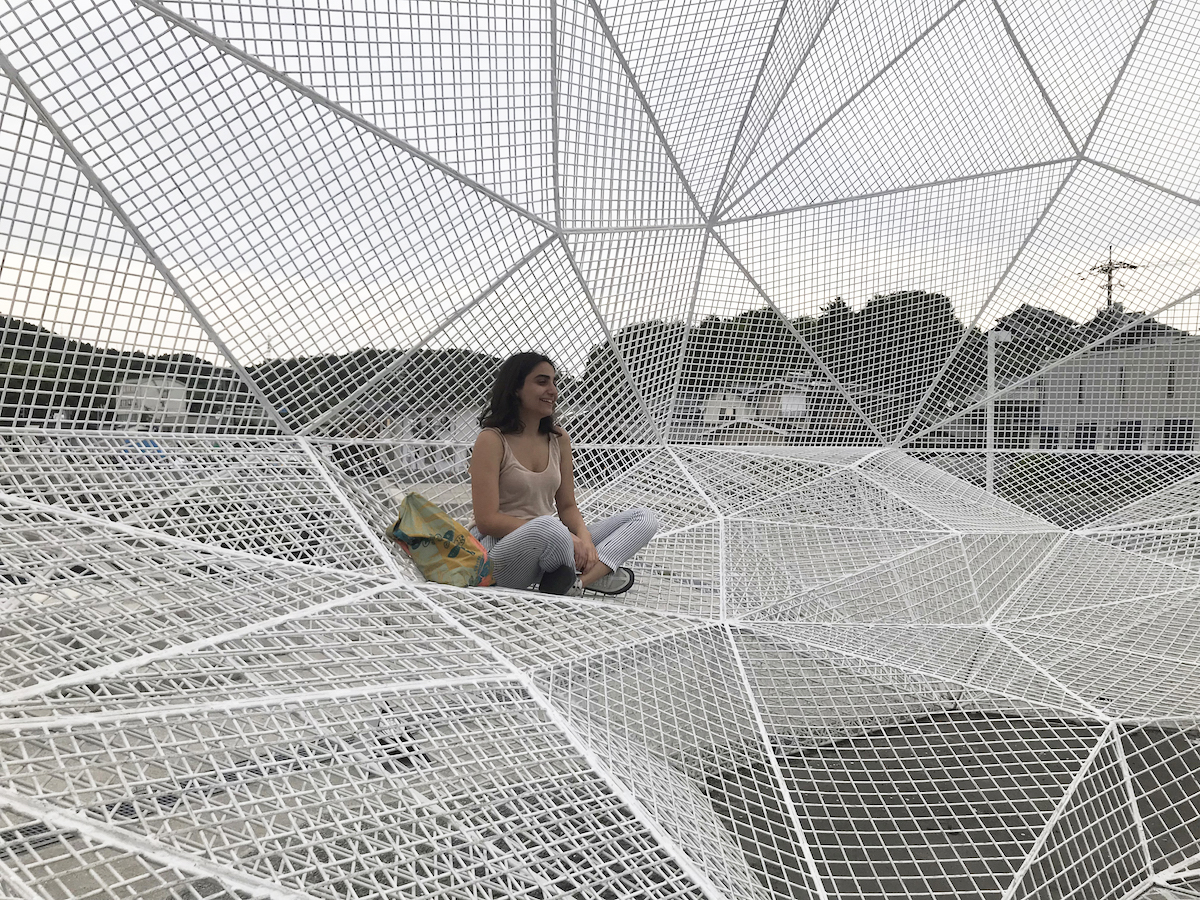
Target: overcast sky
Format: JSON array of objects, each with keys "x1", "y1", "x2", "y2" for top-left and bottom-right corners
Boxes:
[{"x1": 2, "y1": 0, "x2": 1199, "y2": 377}]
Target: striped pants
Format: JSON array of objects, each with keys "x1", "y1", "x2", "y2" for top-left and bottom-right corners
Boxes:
[{"x1": 474, "y1": 507, "x2": 659, "y2": 590}]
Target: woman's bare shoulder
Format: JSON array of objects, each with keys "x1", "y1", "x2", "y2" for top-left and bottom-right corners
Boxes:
[
  {"x1": 472, "y1": 428, "x2": 504, "y2": 452},
  {"x1": 555, "y1": 430, "x2": 574, "y2": 465}
]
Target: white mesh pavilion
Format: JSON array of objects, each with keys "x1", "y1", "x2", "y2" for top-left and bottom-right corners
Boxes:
[{"x1": 2, "y1": 1, "x2": 1200, "y2": 898}]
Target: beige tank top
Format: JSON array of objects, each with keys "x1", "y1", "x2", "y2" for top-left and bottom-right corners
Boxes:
[{"x1": 484, "y1": 427, "x2": 561, "y2": 520}]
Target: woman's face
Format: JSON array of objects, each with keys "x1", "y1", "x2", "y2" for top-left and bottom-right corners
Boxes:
[{"x1": 516, "y1": 361, "x2": 558, "y2": 418}]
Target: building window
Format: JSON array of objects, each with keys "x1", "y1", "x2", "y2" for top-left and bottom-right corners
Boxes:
[
  {"x1": 1161, "y1": 419, "x2": 1194, "y2": 451},
  {"x1": 1118, "y1": 366, "x2": 1126, "y2": 401},
  {"x1": 1111, "y1": 420, "x2": 1143, "y2": 452},
  {"x1": 1073, "y1": 422, "x2": 1098, "y2": 450},
  {"x1": 1077, "y1": 373, "x2": 1085, "y2": 405},
  {"x1": 1167, "y1": 361, "x2": 1177, "y2": 398},
  {"x1": 1036, "y1": 425, "x2": 1059, "y2": 449}
]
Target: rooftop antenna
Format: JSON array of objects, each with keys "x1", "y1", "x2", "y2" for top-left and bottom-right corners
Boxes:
[{"x1": 1089, "y1": 245, "x2": 1138, "y2": 311}]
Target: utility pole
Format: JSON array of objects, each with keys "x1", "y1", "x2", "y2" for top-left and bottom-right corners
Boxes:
[
  {"x1": 1089, "y1": 245, "x2": 1138, "y2": 310},
  {"x1": 986, "y1": 329, "x2": 1012, "y2": 494}
]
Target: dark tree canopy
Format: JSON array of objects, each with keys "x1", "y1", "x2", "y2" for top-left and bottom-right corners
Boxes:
[
  {"x1": 0, "y1": 315, "x2": 257, "y2": 427},
  {"x1": 4, "y1": 291, "x2": 1187, "y2": 438}
]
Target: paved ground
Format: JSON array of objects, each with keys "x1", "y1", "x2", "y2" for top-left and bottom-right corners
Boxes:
[{"x1": 708, "y1": 710, "x2": 1200, "y2": 899}]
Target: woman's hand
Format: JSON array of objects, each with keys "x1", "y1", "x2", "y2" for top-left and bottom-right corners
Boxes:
[{"x1": 572, "y1": 533, "x2": 598, "y2": 573}]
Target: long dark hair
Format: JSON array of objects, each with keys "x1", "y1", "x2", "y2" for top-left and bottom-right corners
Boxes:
[{"x1": 478, "y1": 352, "x2": 562, "y2": 435}]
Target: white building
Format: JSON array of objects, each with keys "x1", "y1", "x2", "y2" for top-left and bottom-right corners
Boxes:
[
  {"x1": 380, "y1": 407, "x2": 480, "y2": 476},
  {"x1": 110, "y1": 374, "x2": 273, "y2": 432},
  {"x1": 745, "y1": 380, "x2": 809, "y2": 422},
  {"x1": 1038, "y1": 338, "x2": 1200, "y2": 451},
  {"x1": 111, "y1": 375, "x2": 190, "y2": 429},
  {"x1": 654, "y1": 378, "x2": 815, "y2": 444},
  {"x1": 701, "y1": 390, "x2": 753, "y2": 427}
]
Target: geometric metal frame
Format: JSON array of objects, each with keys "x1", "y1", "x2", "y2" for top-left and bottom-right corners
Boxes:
[{"x1": 2, "y1": 1, "x2": 1199, "y2": 898}]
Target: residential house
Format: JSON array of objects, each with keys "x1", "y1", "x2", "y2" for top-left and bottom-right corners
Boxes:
[
  {"x1": 111, "y1": 375, "x2": 191, "y2": 429},
  {"x1": 110, "y1": 374, "x2": 273, "y2": 432},
  {"x1": 1039, "y1": 336, "x2": 1200, "y2": 451}
]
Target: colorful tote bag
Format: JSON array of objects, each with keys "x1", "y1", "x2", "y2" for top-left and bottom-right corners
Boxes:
[{"x1": 389, "y1": 493, "x2": 494, "y2": 587}]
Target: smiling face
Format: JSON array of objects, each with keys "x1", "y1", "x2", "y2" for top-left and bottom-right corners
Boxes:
[{"x1": 515, "y1": 361, "x2": 558, "y2": 420}]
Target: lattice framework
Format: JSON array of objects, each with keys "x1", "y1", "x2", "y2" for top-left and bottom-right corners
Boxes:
[{"x1": 2, "y1": 1, "x2": 1200, "y2": 898}]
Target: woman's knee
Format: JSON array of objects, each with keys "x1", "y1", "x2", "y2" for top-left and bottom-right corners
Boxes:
[
  {"x1": 631, "y1": 507, "x2": 659, "y2": 538},
  {"x1": 529, "y1": 515, "x2": 574, "y2": 552},
  {"x1": 525, "y1": 516, "x2": 573, "y2": 571},
  {"x1": 529, "y1": 514, "x2": 571, "y2": 538}
]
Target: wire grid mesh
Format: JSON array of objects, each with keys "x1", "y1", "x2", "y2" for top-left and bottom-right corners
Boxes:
[
  {"x1": 0, "y1": 74, "x2": 270, "y2": 437},
  {"x1": 3, "y1": 0, "x2": 553, "y2": 433},
  {"x1": 537, "y1": 626, "x2": 810, "y2": 900},
  {"x1": 1139, "y1": 888, "x2": 1200, "y2": 900},
  {"x1": 577, "y1": 447, "x2": 716, "y2": 532},
  {"x1": 730, "y1": 626, "x2": 1124, "y2": 898},
  {"x1": 722, "y1": 466, "x2": 947, "y2": 531},
  {"x1": 156, "y1": 0, "x2": 558, "y2": 218},
  {"x1": 854, "y1": 451, "x2": 1057, "y2": 533},
  {"x1": 725, "y1": 6, "x2": 1072, "y2": 220},
  {"x1": 567, "y1": 230, "x2": 709, "y2": 433},
  {"x1": 1087, "y1": 467, "x2": 1200, "y2": 530},
  {"x1": 991, "y1": 532, "x2": 1200, "y2": 622},
  {"x1": 909, "y1": 452, "x2": 1200, "y2": 531},
  {"x1": 752, "y1": 537, "x2": 986, "y2": 626},
  {"x1": 1078, "y1": 464, "x2": 1200, "y2": 573},
  {"x1": 1, "y1": 589, "x2": 511, "y2": 719},
  {"x1": 425, "y1": 585, "x2": 712, "y2": 674},
  {"x1": 1010, "y1": 730, "x2": 1148, "y2": 900},
  {"x1": 3, "y1": 0, "x2": 1200, "y2": 897},
  {"x1": 0, "y1": 685, "x2": 706, "y2": 900},
  {"x1": 594, "y1": 0, "x2": 783, "y2": 214},
  {"x1": 998, "y1": 600, "x2": 1200, "y2": 721},
  {"x1": 776, "y1": 715, "x2": 1111, "y2": 899},
  {"x1": 1121, "y1": 724, "x2": 1200, "y2": 873},
  {"x1": 668, "y1": 450, "x2": 838, "y2": 516},
  {"x1": 554, "y1": 1, "x2": 700, "y2": 230},
  {"x1": 0, "y1": 495, "x2": 393, "y2": 692},
  {"x1": 0, "y1": 433, "x2": 391, "y2": 571},
  {"x1": 722, "y1": 520, "x2": 949, "y2": 617},
  {"x1": 0, "y1": 806, "x2": 251, "y2": 900},
  {"x1": 737, "y1": 622, "x2": 1091, "y2": 718},
  {"x1": 953, "y1": 532, "x2": 1066, "y2": 619}
]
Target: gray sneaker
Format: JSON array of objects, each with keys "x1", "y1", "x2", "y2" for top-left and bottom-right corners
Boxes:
[{"x1": 584, "y1": 566, "x2": 635, "y2": 595}]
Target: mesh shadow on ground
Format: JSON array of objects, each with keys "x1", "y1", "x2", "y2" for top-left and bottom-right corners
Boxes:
[
  {"x1": 3, "y1": 436, "x2": 1199, "y2": 900},
  {"x1": 709, "y1": 711, "x2": 1200, "y2": 900}
]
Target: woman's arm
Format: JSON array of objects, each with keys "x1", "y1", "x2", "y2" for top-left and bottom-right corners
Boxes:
[
  {"x1": 469, "y1": 430, "x2": 530, "y2": 539},
  {"x1": 555, "y1": 431, "x2": 598, "y2": 571}
]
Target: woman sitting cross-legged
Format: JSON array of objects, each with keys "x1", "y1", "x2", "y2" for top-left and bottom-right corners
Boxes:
[{"x1": 469, "y1": 351, "x2": 658, "y2": 595}]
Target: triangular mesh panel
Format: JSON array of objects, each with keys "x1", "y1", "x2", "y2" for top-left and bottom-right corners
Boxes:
[
  {"x1": 1011, "y1": 731, "x2": 1148, "y2": 900},
  {"x1": 720, "y1": 0, "x2": 963, "y2": 213},
  {"x1": 723, "y1": 0, "x2": 1073, "y2": 218},
  {"x1": 2, "y1": 0, "x2": 1199, "y2": 897},
  {"x1": 156, "y1": 0, "x2": 559, "y2": 217}
]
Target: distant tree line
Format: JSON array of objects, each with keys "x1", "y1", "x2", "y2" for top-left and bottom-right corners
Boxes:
[
  {"x1": 581, "y1": 291, "x2": 1187, "y2": 441},
  {"x1": 0, "y1": 315, "x2": 261, "y2": 428},
  {"x1": 247, "y1": 347, "x2": 507, "y2": 432},
  {"x1": 3, "y1": 293, "x2": 1183, "y2": 438},
  {"x1": 0, "y1": 318, "x2": 514, "y2": 432}
]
